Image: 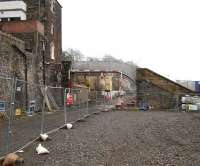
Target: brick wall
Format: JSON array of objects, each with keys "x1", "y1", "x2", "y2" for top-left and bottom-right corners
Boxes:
[{"x1": 0, "y1": 20, "x2": 44, "y2": 35}]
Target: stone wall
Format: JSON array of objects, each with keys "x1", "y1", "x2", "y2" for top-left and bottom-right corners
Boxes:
[
  {"x1": 137, "y1": 80, "x2": 177, "y2": 110},
  {"x1": 136, "y1": 68, "x2": 194, "y2": 110},
  {"x1": 0, "y1": 31, "x2": 43, "y2": 111},
  {"x1": 0, "y1": 31, "x2": 26, "y2": 110},
  {"x1": 137, "y1": 68, "x2": 194, "y2": 94},
  {"x1": 0, "y1": 31, "x2": 25, "y2": 77}
]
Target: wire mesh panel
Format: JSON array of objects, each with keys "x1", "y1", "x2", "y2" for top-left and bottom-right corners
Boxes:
[
  {"x1": 10, "y1": 79, "x2": 44, "y2": 153},
  {"x1": 95, "y1": 91, "x2": 105, "y2": 106},
  {"x1": 88, "y1": 90, "x2": 117, "y2": 113},
  {"x1": 64, "y1": 88, "x2": 89, "y2": 122},
  {"x1": 0, "y1": 75, "x2": 14, "y2": 156},
  {"x1": 137, "y1": 91, "x2": 180, "y2": 111},
  {"x1": 42, "y1": 86, "x2": 65, "y2": 134},
  {"x1": 88, "y1": 90, "x2": 106, "y2": 115}
]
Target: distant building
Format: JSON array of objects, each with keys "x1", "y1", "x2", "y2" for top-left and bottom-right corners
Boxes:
[
  {"x1": 177, "y1": 80, "x2": 200, "y2": 93},
  {"x1": 70, "y1": 60, "x2": 137, "y2": 93}
]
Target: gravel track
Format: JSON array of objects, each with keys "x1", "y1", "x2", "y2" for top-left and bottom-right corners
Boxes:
[{"x1": 19, "y1": 111, "x2": 200, "y2": 166}]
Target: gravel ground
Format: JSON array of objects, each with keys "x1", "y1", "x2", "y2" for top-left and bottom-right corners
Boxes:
[{"x1": 18, "y1": 111, "x2": 200, "y2": 166}]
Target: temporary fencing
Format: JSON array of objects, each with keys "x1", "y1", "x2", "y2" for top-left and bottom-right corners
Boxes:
[
  {"x1": 0, "y1": 75, "x2": 14, "y2": 156},
  {"x1": 41, "y1": 86, "x2": 65, "y2": 134},
  {"x1": 137, "y1": 91, "x2": 181, "y2": 111},
  {"x1": 0, "y1": 77, "x2": 100, "y2": 157},
  {"x1": 65, "y1": 88, "x2": 90, "y2": 122},
  {"x1": 10, "y1": 79, "x2": 44, "y2": 154},
  {"x1": 0, "y1": 76, "x2": 138, "y2": 157}
]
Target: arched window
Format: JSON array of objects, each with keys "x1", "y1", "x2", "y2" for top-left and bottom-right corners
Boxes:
[
  {"x1": 50, "y1": 42, "x2": 55, "y2": 60},
  {"x1": 51, "y1": 0, "x2": 55, "y2": 13},
  {"x1": 51, "y1": 24, "x2": 54, "y2": 35}
]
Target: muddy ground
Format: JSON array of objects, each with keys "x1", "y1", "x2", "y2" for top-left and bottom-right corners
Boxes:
[{"x1": 18, "y1": 111, "x2": 200, "y2": 166}]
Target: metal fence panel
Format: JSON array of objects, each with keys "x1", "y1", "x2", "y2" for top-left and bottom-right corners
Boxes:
[
  {"x1": 0, "y1": 76, "x2": 14, "y2": 156},
  {"x1": 10, "y1": 79, "x2": 43, "y2": 153},
  {"x1": 42, "y1": 86, "x2": 65, "y2": 134},
  {"x1": 65, "y1": 88, "x2": 89, "y2": 122}
]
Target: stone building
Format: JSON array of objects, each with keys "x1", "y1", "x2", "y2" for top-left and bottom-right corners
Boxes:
[
  {"x1": 0, "y1": 0, "x2": 62, "y2": 86},
  {"x1": 71, "y1": 60, "x2": 137, "y2": 93},
  {"x1": 0, "y1": 0, "x2": 62, "y2": 112}
]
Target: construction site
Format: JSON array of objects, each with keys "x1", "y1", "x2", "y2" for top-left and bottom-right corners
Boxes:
[{"x1": 0, "y1": 0, "x2": 200, "y2": 166}]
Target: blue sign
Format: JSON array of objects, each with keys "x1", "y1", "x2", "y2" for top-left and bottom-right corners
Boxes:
[{"x1": 0, "y1": 101, "x2": 5, "y2": 112}]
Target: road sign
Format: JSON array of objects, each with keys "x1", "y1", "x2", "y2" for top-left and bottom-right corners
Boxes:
[{"x1": 66, "y1": 93, "x2": 73, "y2": 106}]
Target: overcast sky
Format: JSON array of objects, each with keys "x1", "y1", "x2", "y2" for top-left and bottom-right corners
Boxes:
[{"x1": 59, "y1": 0, "x2": 200, "y2": 81}]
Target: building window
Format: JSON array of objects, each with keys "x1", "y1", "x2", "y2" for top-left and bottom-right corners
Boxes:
[
  {"x1": 10, "y1": 17, "x2": 21, "y2": 21},
  {"x1": 51, "y1": 24, "x2": 54, "y2": 35},
  {"x1": 50, "y1": 42, "x2": 55, "y2": 60},
  {"x1": 51, "y1": 0, "x2": 55, "y2": 13},
  {"x1": 0, "y1": 18, "x2": 9, "y2": 22}
]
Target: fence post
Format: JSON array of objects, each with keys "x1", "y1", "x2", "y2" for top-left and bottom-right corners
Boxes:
[
  {"x1": 78, "y1": 90, "x2": 81, "y2": 119},
  {"x1": 86, "y1": 90, "x2": 89, "y2": 114},
  {"x1": 40, "y1": 86, "x2": 46, "y2": 134},
  {"x1": 64, "y1": 88, "x2": 67, "y2": 125},
  {"x1": 7, "y1": 77, "x2": 17, "y2": 153},
  {"x1": 95, "y1": 91, "x2": 97, "y2": 107},
  {"x1": 176, "y1": 95, "x2": 180, "y2": 111}
]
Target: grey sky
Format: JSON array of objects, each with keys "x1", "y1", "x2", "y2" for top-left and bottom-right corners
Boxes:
[{"x1": 59, "y1": 0, "x2": 200, "y2": 81}]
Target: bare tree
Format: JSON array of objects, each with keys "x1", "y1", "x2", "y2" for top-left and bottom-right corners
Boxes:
[
  {"x1": 63, "y1": 48, "x2": 84, "y2": 61},
  {"x1": 102, "y1": 54, "x2": 122, "y2": 62}
]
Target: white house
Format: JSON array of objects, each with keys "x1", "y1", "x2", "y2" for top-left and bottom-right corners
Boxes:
[{"x1": 0, "y1": 1, "x2": 27, "y2": 22}]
